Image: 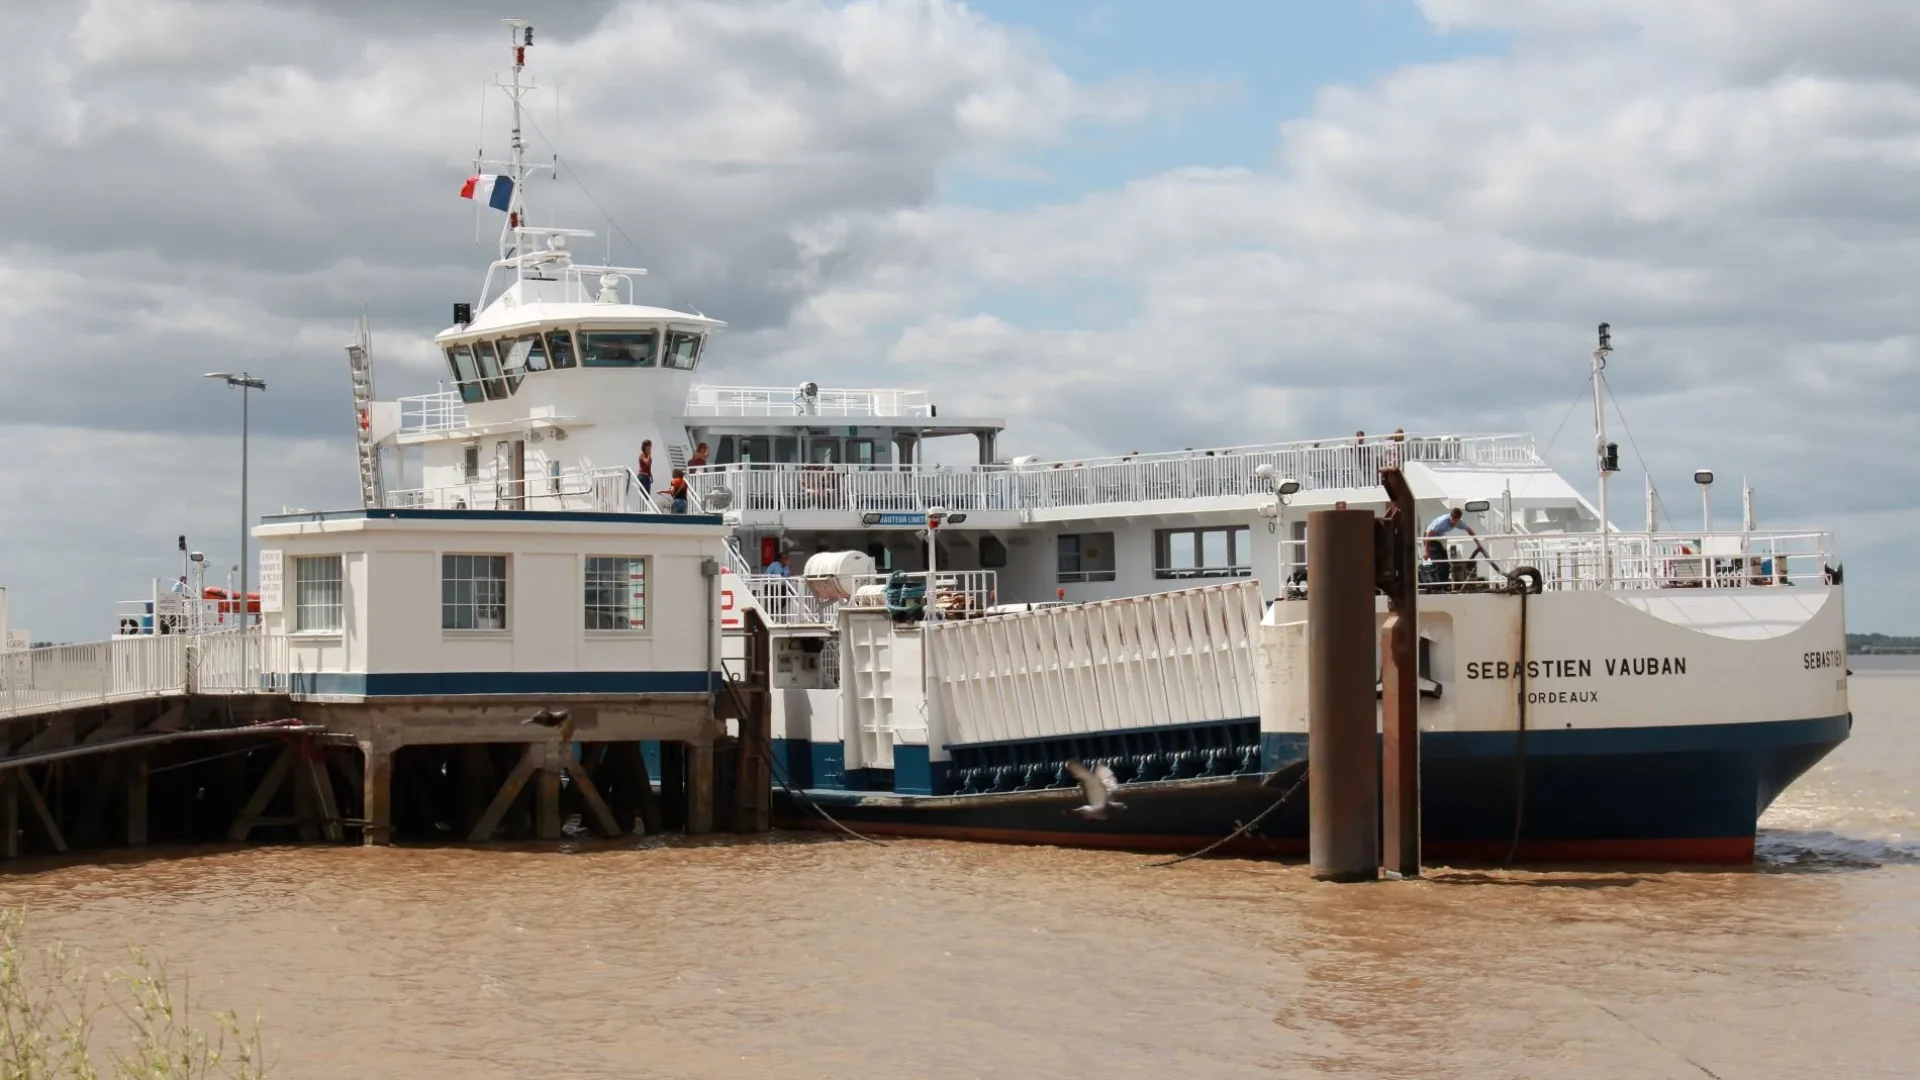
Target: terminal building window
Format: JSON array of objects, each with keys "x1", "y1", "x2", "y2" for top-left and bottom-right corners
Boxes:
[
  {"x1": 294, "y1": 556, "x2": 343, "y2": 633},
  {"x1": 1057, "y1": 532, "x2": 1116, "y2": 583},
  {"x1": 580, "y1": 330, "x2": 658, "y2": 368},
  {"x1": 442, "y1": 554, "x2": 508, "y2": 631},
  {"x1": 584, "y1": 556, "x2": 647, "y2": 631},
  {"x1": 1155, "y1": 526, "x2": 1254, "y2": 579}
]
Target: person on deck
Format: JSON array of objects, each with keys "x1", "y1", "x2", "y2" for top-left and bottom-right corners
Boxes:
[
  {"x1": 1425, "y1": 507, "x2": 1476, "y2": 582},
  {"x1": 765, "y1": 554, "x2": 790, "y2": 577},
  {"x1": 637, "y1": 439, "x2": 654, "y2": 496},
  {"x1": 669, "y1": 468, "x2": 689, "y2": 514},
  {"x1": 688, "y1": 442, "x2": 710, "y2": 469}
]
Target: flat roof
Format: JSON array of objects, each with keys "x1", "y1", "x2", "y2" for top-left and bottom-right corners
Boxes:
[{"x1": 259, "y1": 508, "x2": 725, "y2": 526}]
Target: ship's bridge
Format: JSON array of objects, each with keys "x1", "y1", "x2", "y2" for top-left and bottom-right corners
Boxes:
[{"x1": 427, "y1": 246, "x2": 725, "y2": 424}]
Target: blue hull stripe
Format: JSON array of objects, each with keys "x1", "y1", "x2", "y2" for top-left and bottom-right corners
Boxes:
[
  {"x1": 771, "y1": 715, "x2": 1850, "y2": 859},
  {"x1": 292, "y1": 670, "x2": 718, "y2": 697}
]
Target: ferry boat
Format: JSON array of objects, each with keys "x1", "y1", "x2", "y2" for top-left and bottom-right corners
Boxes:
[{"x1": 105, "y1": 23, "x2": 1851, "y2": 864}]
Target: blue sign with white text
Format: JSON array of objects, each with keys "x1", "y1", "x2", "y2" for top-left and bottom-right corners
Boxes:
[{"x1": 874, "y1": 513, "x2": 926, "y2": 526}]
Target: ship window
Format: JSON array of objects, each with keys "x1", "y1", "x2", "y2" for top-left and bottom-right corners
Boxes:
[
  {"x1": 472, "y1": 340, "x2": 510, "y2": 401},
  {"x1": 294, "y1": 556, "x2": 343, "y2": 633},
  {"x1": 739, "y1": 436, "x2": 770, "y2": 464},
  {"x1": 715, "y1": 437, "x2": 736, "y2": 466},
  {"x1": 548, "y1": 459, "x2": 563, "y2": 494},
  {"x1": 809, "y1": 440, "x2": 839, "y2": 464},
  {"x1": 446, "y1": 345, "x2": 485, "y2": 405},
  {"x1": 1058, "y1": 532, "x2": 1116, "y2": 584},
  {"x1": 1155, "y1": 526, "x2": 1253, "y2": 580},
  {"x1": 442, "y1": 554, "x2": 508, "y2": 631},
  {"x1": 545, "y1": 329, "x2": 577, "y2": 369},
  {"x1": 497, "y1": 338, "x2": 529, "y2": 394},
  {"x1": 580, "y1": 330, "x2": 658, "y2": 368},
  {"x1": 518, "y1": 333, "x2": 549, "y2": 372},
  {"x1": 462, "y1": 444, "x2": 480, "y2": 482},
  {"x1": 584, "y1": 556, "x2": 647, "y2": 631},
  {"x1": 848, "y1": 439, "x2": 875, "y2": 465},
  {"x1": 775, "y1": 437, "x2": 799, "y2": 464},
  {"x1": 499, "y1": 336, "x2": 545, "y2": 390},
  {"x1": 664, "y1": 331, "x2": 702, "y2": 370}
]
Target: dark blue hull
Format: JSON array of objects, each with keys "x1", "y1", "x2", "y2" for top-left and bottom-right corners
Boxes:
[{"x1": 770, "y1": 715, "x2": 1851, "y2": 864}]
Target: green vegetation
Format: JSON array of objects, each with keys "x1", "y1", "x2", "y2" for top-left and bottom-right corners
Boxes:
[
  {"x1": 0, "y1": 907, "x2": 273, "y2": 1078},
  {"x1": 1847, "y1": 633, "x2": 1920, "y2": 654}
]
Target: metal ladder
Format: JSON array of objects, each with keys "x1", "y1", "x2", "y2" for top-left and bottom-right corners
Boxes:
[{"x1": 347, "y1": 309, "x2": 384, "y2": 508}]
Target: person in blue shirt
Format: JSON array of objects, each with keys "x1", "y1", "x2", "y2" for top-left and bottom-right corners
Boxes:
[
  {"x1": 765, "y1": 555, "x2": 790, "y2": 577},
  {"x1": 1424, "y1": 507, "x2": 1476, "y2": 580}
]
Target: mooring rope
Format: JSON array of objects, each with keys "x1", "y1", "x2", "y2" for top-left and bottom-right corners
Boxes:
[
  {"x1": 1147, "y1": 765, "x2": 1309, "y2": 868},
  {"x1": 716, "y1": 677, "x2": 888, "y2": 846}
]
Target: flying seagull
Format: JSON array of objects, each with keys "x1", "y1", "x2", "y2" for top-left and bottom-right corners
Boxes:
[
  {"x1": 521, "y1": 707, "x2": 574, "y2": 743},
  {"x1": 1065, "y1": 760, "x2": 1127, "y2": 820}
]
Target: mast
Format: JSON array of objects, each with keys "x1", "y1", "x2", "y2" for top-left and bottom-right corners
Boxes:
[
  {"x1": 498, "y1": 19, "x2": 534, "y2": 275},
  {"x1": 1592, "y1": 323, "x2": 1616, "y2": 585}
]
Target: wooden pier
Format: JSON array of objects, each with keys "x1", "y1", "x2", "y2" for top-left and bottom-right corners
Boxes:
[{"x1": 0, "y1": 616, "x2": 775, "y2": 860}]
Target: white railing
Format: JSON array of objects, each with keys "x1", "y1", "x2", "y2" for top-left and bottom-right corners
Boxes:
[
  {"x1": 398, "y1": 389, "x2": 468, "y2": 434},
  {"x1": 0, "y1": 631, "x2": 303, "y2": 720},
  {"x1": 195, "y1": 629, "x2": 292, "y2": 694},
  {"x1": 735, "y1": 574, "x2": 832, "y2": 625},
  {"x1": 1276, "y1": 530, "x2": 1838, "y2": 596},
  {"x1": 384, "y1": 466, "x2": 674, "y2": 515},
  {"x1": 683, "y1": 386, "x2": 933, "y2": 418},
  {"x1": 685, "y1": 434, "x2": 1540, "y2": 515},
  {"x1": 1, "y1": 635, "x2": 188, "y2": 720}
]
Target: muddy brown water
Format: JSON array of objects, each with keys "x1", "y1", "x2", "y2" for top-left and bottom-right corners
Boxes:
[{"x1": 5, "y1": 659, "x2": 1916, "y2": 1078}]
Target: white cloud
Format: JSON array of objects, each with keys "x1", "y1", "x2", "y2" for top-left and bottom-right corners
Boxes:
[{"x1": 5, "y1": 0, "x2": 1918, "y2": 637}]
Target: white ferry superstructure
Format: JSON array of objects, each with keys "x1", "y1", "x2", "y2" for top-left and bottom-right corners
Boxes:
[{"x1": 104, "y1": 23, "x2": 1852, "y2": 864}]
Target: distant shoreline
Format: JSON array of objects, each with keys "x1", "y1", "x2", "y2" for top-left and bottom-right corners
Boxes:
[{"x1": 1847, "y1": 635, "x2": 1920, "y2": 655}]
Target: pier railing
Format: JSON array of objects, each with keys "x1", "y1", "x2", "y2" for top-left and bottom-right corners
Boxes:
[
  {"x1": 1278, "y1": 529, "x2": 1839, "y2": 596},
  {"x1": 0, "y1": 631, "x2": 298, "y2": 721},
  {"x1": 0, "y1": 636, "x2": 188, "y2": 720},
  {"x1": 686, "y1": 434, "x2": 1539, "y2": 515}
]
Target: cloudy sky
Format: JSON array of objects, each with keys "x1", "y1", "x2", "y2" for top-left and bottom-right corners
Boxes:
[{"x1": 3, "y1": 0, "x2": 1916, "y2": 641}]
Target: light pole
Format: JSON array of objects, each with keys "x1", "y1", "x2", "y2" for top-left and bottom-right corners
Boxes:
[
  {"x1": 205, "y1": 372, "x2": 268, "y2": 628},
  {"x1": 1693, "y1": 469, "x2": 1713, "y2": 535},
  {"x1": 925, "y1": 506, "x2": 948, "y2": 621},
  {"x1": 1254, "y1": 463, "x2": 1301, "y2": 588}
]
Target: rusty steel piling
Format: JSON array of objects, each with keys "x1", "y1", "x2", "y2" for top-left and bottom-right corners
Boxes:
[{"x1": 1307, "y1": 508, "x2": 1379, "y2": 882}]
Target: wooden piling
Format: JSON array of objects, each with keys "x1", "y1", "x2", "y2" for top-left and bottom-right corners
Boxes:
[
  {"x1": 688, "y1": 743, "x2": 715, "y2": 835},
  {"x1": 537, "y1": 743, "x2": 563, "y2": 841},
  {"x1": 126, "y1": 754, "x2": 149, "y2": 846},
  {"x1": 361, "y1": 743, "x2": 392, "y2": 846},
  {"x1": 1307, "y1": 507, "x2": 1379, "y2": 882}
]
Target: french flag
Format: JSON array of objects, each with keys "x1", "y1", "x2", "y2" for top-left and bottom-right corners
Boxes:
[{"x1": 460, "y1": 174, "x2": 515, "y2": 212}]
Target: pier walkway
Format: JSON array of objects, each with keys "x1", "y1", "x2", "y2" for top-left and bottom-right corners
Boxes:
[{"x1": 0, "y1": 624, "x2": 770, "y2": 861}]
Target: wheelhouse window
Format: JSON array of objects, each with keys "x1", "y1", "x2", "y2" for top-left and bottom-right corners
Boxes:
[
  {"x1": 1155, "y1": 526, "x2": 1254, "y2": 579},
  {"x1": 498, "y1": 336, "x2": 538, "y2": 391},
  {"x1": 472, "y1": 340, "x2": 510, "y2": 400},
  {"x1": 446, "y1": 345, "x2": 484, "y2": 405},
  {"x1": 584, "y1": 556, "x2": 647, "y2": 631},
  {"x1": 294, "y1": 555, "x2": 343, "y2": 632},
  {"x1": 580, "y1": 330, "x2": 657, "y2": 368},
  {"x1": 517, "y1": 333, "x2": 549, "y2": 372},
  {"x1": 1057, "y1": 532, "x2": 1116, "y2": 583},
  {"x1": 442, "y1": 554, "x2": 508, "y2": 631},
  {"x1": 545, "y1": 329, "x2": 577, "y2": 369},
  {"x1": 663, "y1": 331, "x2": 703, "y2": 370}
]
